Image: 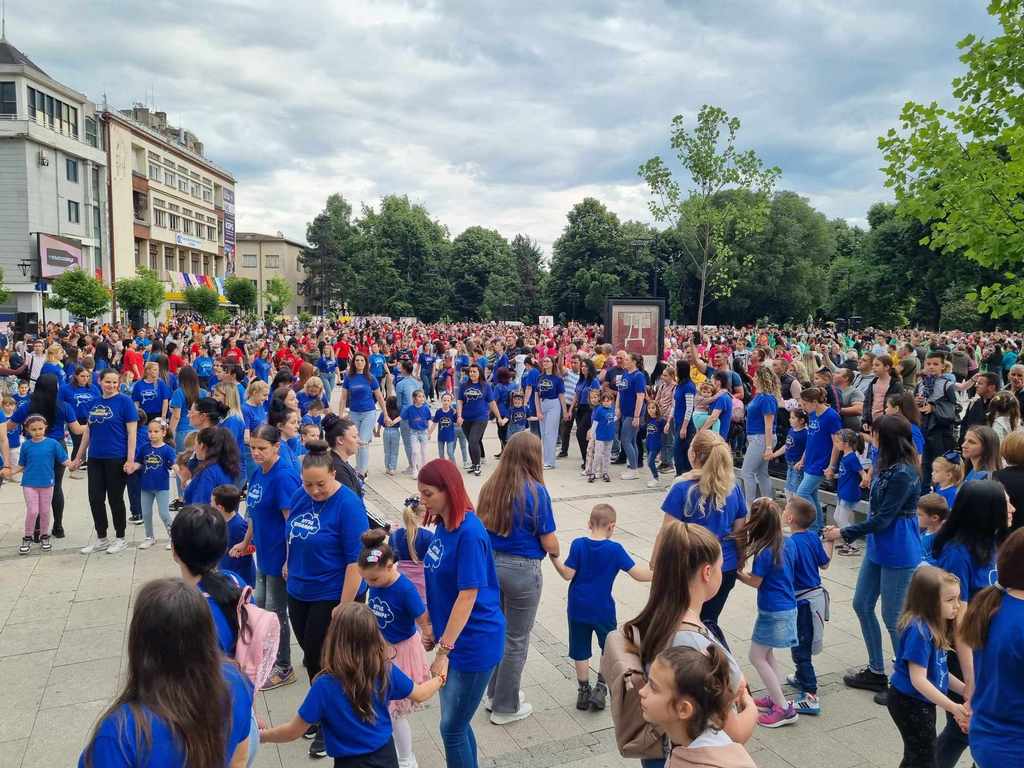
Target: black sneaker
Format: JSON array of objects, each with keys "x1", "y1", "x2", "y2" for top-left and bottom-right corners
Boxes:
[
  {"x1": 51, "y1": 527, "x2": 65, "y2": 539},
  {"x1": 589, "y1": 681, "x2": 608, "y2": 711},
  {"x1": 873, "y1": 688, "x2": 889, "y2": 706},
  {"x1": 130, "y1": 516, "x2": 144, "y2": 526},
  {"x1": 603, "y1": 474, "x2": 611, "y2": 482},
  {"x1": 557, "y1": 452, "x2": 569, "y2": 458},
  {"x1": 611, "y1": 457, "x2": 627, "y2": 465},
  {"x1": 170, "y1": 498, "x2": 184, "y2": 511},
  {"x1": 309, "y1": 731, "x2": 327, "y2": 759},
  {"x1": 843, "y1": 667, "x2": 888, "y2": 693},
  {"x1": 576, "y1": 683, "x2": 592, "y2": 710},
  {"x1": 303, "y1": 724, "x2": 318, "y2": 740},
  {"x1": 472, "y1": 466, "x2": 481, "y2": 476},
  {"x1": 588, "y1": 475, "x2": 595, "y2": 483}
]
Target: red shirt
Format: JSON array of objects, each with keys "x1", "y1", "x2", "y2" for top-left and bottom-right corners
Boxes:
[
  {"x1": 122, "y1": 348, "x2": 144, "y2": 379},
  {"x1": 223, "y1": 346, "x2": 242, "y2": 362},
  {"x1": 168, "y1": 353, "x2": 184, "y2": 373},
  {"x1": 333, "y1": 340, "x2": 351, "y2": 360}
]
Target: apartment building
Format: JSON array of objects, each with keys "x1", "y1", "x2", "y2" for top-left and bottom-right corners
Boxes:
[
  {"x1": 104, "y1": 105, "x2": 236, "y2": 317},
  {"x1": 0, "y1": 37, "x2": 108, "y2": 325},
  {"x1": 235, "y1": 231, "x2": 307, "y2": 316}
]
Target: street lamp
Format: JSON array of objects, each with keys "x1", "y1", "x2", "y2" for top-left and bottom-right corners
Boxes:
[{"x1": 17, "y1": 258, "x2": 31, "y2": 278}]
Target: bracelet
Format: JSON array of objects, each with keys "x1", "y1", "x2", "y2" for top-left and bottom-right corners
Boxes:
[{"x1": 438, "y1": 638, "x2": 455, "y2": 652}]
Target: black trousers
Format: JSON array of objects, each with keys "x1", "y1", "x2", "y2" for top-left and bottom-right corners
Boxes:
[
  {"x1": 464, "y1": 419, "x2": 487, "y2": 467},
  {"x1": 558, "y1": 413, "x2": 573, "y2": 455},
  {"x1": 887, "y1": 686, "x2": 938, "y2": 768},
  {"x1": 575, "y1": 406, "x2": 593, "y2": 459},
  {"x1": 700, "y1": 570, "x2": 737, "y2": 650},
  {"x1": 88, "y1": 457, "x2": 128, "y2": 539},
  {"x1": 497, "y1": 420, "x2": 509, "y2": 450},
  {"x1": 332, "y1": 738, "x2": 397, "y2": 768},
  {"x1": 288, "y1": 597, "x2": 337, "y2": 683},
  {"x1": 935, "y1": 652, "x2": 968, "y2": 768}
]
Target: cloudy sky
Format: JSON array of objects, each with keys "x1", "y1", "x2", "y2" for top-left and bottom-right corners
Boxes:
[{"x1": 11, "y1": 0, "x2": 996, "y2": 253}]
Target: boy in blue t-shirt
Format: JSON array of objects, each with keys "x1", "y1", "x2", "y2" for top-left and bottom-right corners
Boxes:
[
  {"x1": 428, "y1": 392, "x2": 457, "y2": 463},
  {"x1": 833, "y1": 429, "x2": 866, "y2": 555},
  {"x1": 506, "y1": 391, "x2": 532, "y2": 437},
  {"x1": 916, "y1": 493, "x2": 949, "y2": 561},
  {"x1": 2, "y1": 396, "x2": 21, "y2": 453},
  {"x1": 772, "y1": 409, "x2": 807, "y2": 498},
  {"x1": 213, "y1": 484, "x2": 255, "y2": 586},
  {"x1": 783, "y1": 496, "x2": 833, "y2": 714},
  {"x1": 550, "y1": 503, "x2": 651, "y2": 711},
  {"x1": 587, "y1": 391, "x2": 618, "y2": 483}
]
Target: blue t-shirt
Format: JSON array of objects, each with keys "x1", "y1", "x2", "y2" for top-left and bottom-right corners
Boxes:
[
  {"x1": 79, "y1": 661, "x2": 252, "y2": 768},
  {"x1": 85, "y1": 394, "x2": 137, "y2": 459},
  {"x1": 168, "y1": 387, "x2": 208, "y2": 434},
  {"x1": 661, "y1": 480, "x2": 747, "y2": 571},
  {"x1": 890, "y1": 619, "x2": 948, "y2": 703},
  {"x1": 565, "y1": 537, "x2": 635, "y2": 626},
  {"x1": 457, "y1": 381, "x2": 493, "y2": 422},
  {"x1": 970, "y1": 593, "x2": 1024, "y2": 767},
  {"x1": 928, "y1": 541, "x2": 997, "y2": 601},
  {"x1": 395, "y1": 376, "x2": 419, "y2": 412},
  {"x1": 343, "y1": 373, "x2": 380, "y2": 413},
  {"x1": 789, "y1": 530, "x2": 829, "y2": 591},
  {"x1": 135, "y1": 442, "x2": 176, "y2": 492},
  {"x1": 242, "y1": 401, "x2": 266, "y2": 438},
  {"x1": 920, "y1": 530, "x2": 936, "y2": 560},
  {"x1": 521, "y1": 368, "x2": 540, "y2": 415},
  {"x1": 751, "y1": 536, "x2": 797, "y2": 612},
  {"x1": 252, "y1": 357, "x2": 271, "y2": 383},
  {"x1": 593, "y1": 404, "x2": 617, "y2": 441},
  {"x1": 836, "y1": 451, "x2": 863, "y2": 502},
  {"x1": 803, "y1": 407, "x2": 842, "y2": 475},
  {"x1": 220, "y1": 414, "x2": 246, "y2": 455},
  {"x1": 221, "y1": 513, "x2": 256, "y2": 587},
  {"x1": 709, "y1": 391, "x2": 733, "y2": 439},
  {"x1": 616, "y1": 370, "x2": 647, "y2": 419},
  {"x1": 247, "y1": 456, "x2": 302, "y2": 578},
  {"x1": 537, "y1": 373, "x2": 565, "y2": 400},
  {"x1": 862, "y1": 464, "x2": 922, "y2": 568},
  {"x1": 934, "y1": 484, "x2": 957, "y2": 510},
  {"x1": 423, "y1": 512, "x2": 505, "y2": 672},
  {"x1": 317, "y1": 357, "x2": 339, "y2": 379},
  {"x1": 645, "y1": 418, "x2": 666, "y2": 451},
  {"x1": 508, "y1": 406, "x2": 529, "y2": 431},
  {"x1": 200, "y1": 570, "x2": 247, "y2": 654},
  {"x1": 18, "y1": 438, "x2": 68, "y2": 487},
  {"x1": 63, "y1": 383, "x2": 101, "y2": 420},
  {"x1": 417, "y1": 353, "x2": 436, "y2": 374},
  {"x1": 296, "y1": 390, "x2": 328, "y2": 416},
  {"x1": 487, "y1": 481, "x2": 556, "y2": 559},
  {"x1": 745, "y1": 393, "x2": 776, "y2": 435},
  {"x1": 674, "y1": 380, "x2": 697, "y2": 428},
  {"x1": 368, "y1": 353, "x2": 388, "y2": 379},
  {"x1": 12, "y1": 400, "x2": 78, "y2": 441},
  {"x1": 965, "y1": 468, "x2": 990, "y2": 482},
  {"x1": 298, "y1": 667, "x2": 413, "y2": 758},
  {"x1": 911, "y1": 423, "x2": 924, "y2": 455},
  {"x1": 193, "y1": 356, "x2": 214, "y2": 379},
  {"x1": 491, "y1": 382, "x2": 514, "y2": 418},
  {"x1": 402, "y1": 404, "x2": 431, "y2": 432},
  {"x1": 132, "y1": 379, "x2": 171, "y2": 417},
  {"x1": 184, "y1": 462, "x2": 232, "y2": 506},
  {"x1": 431, "y1": 408, "x2": 456, "y2": 442},
  {"x1": 784, "y1": 427, "x2": 807, "y2": 463},
  {"x1": 390, "y1": 527, "x2": 434, "y2": 563},
  {"x1": 369, "y1": 574, "x2": 425, "y2": 644},
  {"x1": 286, "y1": 484, "x2": 369, "y2": 602}
]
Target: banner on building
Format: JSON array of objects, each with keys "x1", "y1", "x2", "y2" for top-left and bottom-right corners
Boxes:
[
  {"x1": 37, "y1": 233, "x2": 83, "y2": 278},
  {"x1": 172, "y1": 272, "x2": 226, "y2": 296},
  {"x1": 222, "y1": 188, "x2": 236, "y2": 276}
]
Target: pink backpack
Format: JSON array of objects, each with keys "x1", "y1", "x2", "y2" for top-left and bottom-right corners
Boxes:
[{"x1": 234, "y1": 585, "x2": 280, "y2": 689}]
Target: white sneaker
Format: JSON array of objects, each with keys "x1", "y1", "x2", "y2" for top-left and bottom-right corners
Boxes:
[
  {"x1": 80, "y1": 538, "x2": 110, "y2": 555},
  {"x1": 397, "y1": 756, "x2": 418, "y2": 768},
  {"x1": 165, "y1": 542, "x2": 173, "y2": 550},
  {"x1": 620, "y1": 470, "x2": 639, "y2": 480},
  {"x1": 490, "y1": 701, "x2": 533, "y2": 725},
  {"x1": 138, "y1": 537, "x2": 155, "y2": 550},
  {"x1": 646, "y1": 479, "x2": 660, "y2": 488},
  {"x1": 106, "y1": 538, "x2": 128, "y2": 554},
  {"x1": 484, "y1": 690, "x2": 525, "y2": 712}
]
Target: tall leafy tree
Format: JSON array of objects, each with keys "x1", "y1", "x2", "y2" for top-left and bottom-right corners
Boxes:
[
  {"x1": 114, "y1": 268, "x2": 166, "y2": 324},
  {"x1": 301, "y1": 194, "x2": 357, "y2": 314},
  {"x1": 879, "y1": 0, "x2": 1024, "y2": 318},
  {"x1": 183, "y1": 286, "x2": 221, "y2": 321},
  {"x1": 450, "y1": 227, "x2": 510, "y2": 320},
  {"x1": 639, "y1": 105, "x2": 781, "y2": 332},
  {"x1": 223, "y1": 276, "x2": 258, "y2": 315},
  {"x1": 509, "y1": 235, "x2": 546, "y2": 321}
]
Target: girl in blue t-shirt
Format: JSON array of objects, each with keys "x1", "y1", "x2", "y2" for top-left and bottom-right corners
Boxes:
[
  {"x1": 375, "y1": 396, "x2": 402, "y2": 475},
  {"x1": 887, "y1": 565, "x2": 967, "y2": 768},
  {"x1": 772, "y1": 408, "x2": 807, "y2": 499},
  {"x1": 13, "y1": 415, "x2": 69, "y2": 555},
  {"x1": 132, "y1": 418, "x2": 177, "y2": 550},
  {"x1": 736, "y1": 497, "x2": 799, "y2": 729},
  {"x1": 390, "y1": 498, "x2": 434, "y2": 604},
  {"x1": 258, "y1": 602, "x2": 443, "y2": 766},
  {"x1": 930, "y1": 453, "x2": 962, "y2": 511},
  {"x1": 833, "y1": 429, "x2": 866, "y2": 538},
  {"x1": 429, "y1": 392, "x2": 457, "y2": 463},
  {"x1": 401, "y1": 390, "x2": 431, "y2": 475},
  {"x1": 358, "y1": 528, "x2": 434, "y2": 768},
  {"x1": 242, "y1": 379, "x2": 270, "y2": 483},
  {"x1": 644, "y1": 401, "x2": 667, "y2": 488},
  {"x1": 316, "y1": 345, "x2": 339, "y2": 404},
  {"x1": 962, "y1": 425, "x2": 1000, "y2": 481}
]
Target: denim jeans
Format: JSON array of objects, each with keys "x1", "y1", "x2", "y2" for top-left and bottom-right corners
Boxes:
[
  {"x1": 785, "y1": 462, "x2": 804, "y2": 496},
  {"x1": 410, "y1": 429, "x2": 428, "y2": 470},
  {"x1": 673, "y1": 421, "x2": 695, "y2": 476},
  {"x1": 740, "y1": 434, "x2": 772, "y2": 503},
  {"x1": 646, "y1": 448, "x2": 660, "y2": 480},
  {"x1": 797, "y1": 472, "x2": 826, "y2": 531},
  {"x1": 421, "y1": 371, "x2": 434, "y2": 400},
  {"x1": 438, "y1": 438, "x2": 456, "y2": 462},
  {"x1": 382, "y1": 427, "x2": 401, "y2": 471},
  {"x1": 350, "y1": 409, "x2": 377, "y2": 475},
  {"x1": 488, "y1": 553, "x2": 542, "y2": 713},
  {"x1": 254, "y1": 572, "x2": 291, "y2": 670},
  {"x1": 660, "y1": 431, "x2": 674, "y2": 464},
  {"x1": 619, "y1": 417, "x2": 639, "y2": 469},
  {"x1": 455, "y1": 426, "x2": 470, "y2": 464},
  {"x1": 439, "y1": 666, "x2": 493, "y2": 768},
  {"x1": 790, "y1": 600, "x2": 817, "y2": 693},
  {"x1": 139, "y1": 489, "x2": 172, "y2": 539},
  {"x1": 399, "y1": 420, "x2": 414, "y2": 469},
  {"x1": 321, "y1": 372, "x2": 335, "y2": 406},
  {"x1": 852, "y1": 557, "x2": 915, "y2": 674}
]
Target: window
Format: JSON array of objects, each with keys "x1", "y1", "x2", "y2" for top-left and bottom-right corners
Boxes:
[
  {"x1": 149, "y1": 243, "x2": 159, "y2": 271},
  {"x1": 164, "y1": 171, "x2": 175, "y2": 188},
  {"x1": 191, "y1": 183, "x2": 200, "y2": 198},
  {"x1": 0, "y1": 82, "x2": 15, "y2": 116},
  {"x1": 153, "y1": 209, "x2": 167, "y2": 228},
  {"x1": 183, "y1": 219, "x2": 194, "y2": 235},
  {"x1": 93, "y1": 206, "x2": 101, "y2": 241},
  {"x1": 153, "y1": 197, "x2": 165, "y2": 208},
  {"x1": 91, "y1": 167, "x2": 100, "y2": 201},
  {"x1": 178, "y1": 178, "x2": 188, "y2": 193},
  {"x1": 66, "y1": 158, "x2": 79, "y2": 183},
  {"x1": 265, "y1": 255, "x2": 280, "y2": 269},
  {"x1": 148, "y1": 163, "x2": 161, "y2": 182},
  {"x1": 207, "y1": 225, "x2": 216, "y2": 241},
  {"x1": 202, "y1": 187, "x2": 213, "y2": 202},
  {"x1": 168, "y1": 203, "x2": 179, "y2": 212},
  {"x1": 242, "y1": 254, "x2": 257, "y2": 268},
  {"x1": 67, "y1": 200, "x2": 80, "y2": 223},
  {"x1": 84, "y1": 117, "x2": 98, "y2": 148},
  {"x1": 26, "y1": 87, "x2": 77, "y2": 135},
  {"x1": 168, "y1": 213, "x2": 180, "y2": 231},
  {"x1": 191, "y1": 253, "x2": 201, "y2": 273},
  {"x1": 165, "y1": 246, "x2": 176, "y2": 271}
]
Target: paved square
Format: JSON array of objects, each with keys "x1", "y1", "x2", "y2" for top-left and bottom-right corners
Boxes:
[{"x1": 0, "y1": 434, "x2": 972, "y2": 767}]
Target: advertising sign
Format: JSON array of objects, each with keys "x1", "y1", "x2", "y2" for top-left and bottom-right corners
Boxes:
[
  {"x1": 174, "y1": 233, "x2": 204, "y2": 249},
  {"x1": 222, "y1": 188, "x2": 236, "y2": 266},
  {"x1": 38, "y1": 233, "x2": 82, "y2": 278},
  {"x1": 538, "y1": 315, "x2": 554, "y2": 328},
  {"x1": 605, "y1": 299, "x2": 666, "y2": 373}
]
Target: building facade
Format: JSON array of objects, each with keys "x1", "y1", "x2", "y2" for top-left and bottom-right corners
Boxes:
[
  {"x1": 0, "y1": 37, "x2": 108, "y2": 326},
  {"x1": 235, "y1": 231, "x2": 307, "y2": 316},
  {"x1": 104, "y1": 105, "x2": 236, "y2": 318}
]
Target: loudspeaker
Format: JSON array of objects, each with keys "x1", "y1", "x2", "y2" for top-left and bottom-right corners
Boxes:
[{"x1": 14, "y1": 312, "x2": 38, "y2": 338}]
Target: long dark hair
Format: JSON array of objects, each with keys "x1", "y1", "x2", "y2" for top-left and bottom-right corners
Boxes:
[
  {"x1": 875, "y1": 415, "x2": 918, "y2": 473},
  {"x1": 177, "y1": 365, "x2": 201, "y2": 409},
  {"x1": 962, "y1": 528, "x2": 1024, "y2": 648},
  {"x1": 193, "y1": 397, "x2": 228, "y2": 425},
  {"x1": 932, "y1": 479, "x2": 1008, "y2": 567},
  {"x1": 323, "y1": 413, "x2": 356, "y2": 453},
  {"x1": 81, "y1": 578, "x2": 230, "y2": 768},
  {"x1": 195, "y1": 426, "x2": 241, "y2": 479},
  {"x1": 29, "y1": 373, "x2": 59, "y2": 426},
  {"x1": 320, "y1": 603, "x2": 391, "y2": 722}
]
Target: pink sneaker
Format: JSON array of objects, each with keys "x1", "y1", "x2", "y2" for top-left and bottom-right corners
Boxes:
[
  {"x1": 753, "y1": 695, "x2": 774, "y2": 713},
  {"x1": 758, "y1": 702, "x2": 799, "y2": 728}
]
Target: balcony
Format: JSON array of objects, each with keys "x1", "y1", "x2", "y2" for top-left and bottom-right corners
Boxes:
[{"x1": 0, "y1": 112, "x2": 106, "y2": 163}]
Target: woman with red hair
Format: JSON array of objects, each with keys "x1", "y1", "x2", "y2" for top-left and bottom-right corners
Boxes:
[{"x1": 417, "y1": 459, "x2": 504, "y2": 768}]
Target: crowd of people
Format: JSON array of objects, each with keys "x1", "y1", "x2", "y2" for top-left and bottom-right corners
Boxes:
[{"x1": 2, "y1": 315, "x2": 1021, "y2": 768}]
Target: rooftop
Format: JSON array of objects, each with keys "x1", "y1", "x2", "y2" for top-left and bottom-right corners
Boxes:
[
  {"x1": 236, "y1": 231, "x2": 308, "y2": 249},
  {"x1": 0, "y1": 38, "x2": 48, "y2": 77}
]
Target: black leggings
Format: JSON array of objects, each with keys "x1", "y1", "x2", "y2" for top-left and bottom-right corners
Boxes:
[
  {"x1": 887, "y1": 686, "x2": 938, "y2": 768},
  {"x1": 87, "y1": 457, "x2": 128, "y2": 539},
  {"x1": 288, "y1": 597, "x2": 337, "y2": 683},
  {"x1": 464, "y1": 419, "x2": 487, "y2": 467},
  {"x1": 700, "y1": 569, "x2": 737, "y2": 650},
  {"x1": 332, "y1": 738, "x2": 397, "y2": 768},
  {"x1": 935, "y1": 652, "x2": 968, "y2": 768},
  {"x1": 575, "y1": 406, "x2": 593, "y2": 459}
]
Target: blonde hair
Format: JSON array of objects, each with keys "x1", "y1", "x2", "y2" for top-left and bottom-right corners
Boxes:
[
  {"x1": 213, "y1": 381, "x2": 243, "y2": 419},
  {"x1": 931, "y1": 455, "x2": 963, "y2": 486},
  {"x1": 246, "y1": 380, "x2": 270, "y2": 402},
  {"x1": 675, "y1": 430, "x2": 734, "y2": 510},
  {"x1": 304, "y1": 376, "x2": 324, "y2": 394},
  {"x1": 46, "y1": 343, "x2": 64, "y2": 363},
  {"x1": 402, "y1": 502, "x2": 422, "y2": 564},
  {"x1": 1001, "y1": 430, "x2": 1024, "y2": 466},
  {"x1": 754, "y1": 366, "x2": 781, "y2": 399}
]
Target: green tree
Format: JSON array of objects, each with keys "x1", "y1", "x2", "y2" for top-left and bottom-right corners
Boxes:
[
  {"x1": 223, "y1": 276, "x2": 258, "y2": 314},
  {"x1": 183, "y1": 286, "x2": 221, "y2": 320},
  {"x1": 114, "y1": 268, "x2": 165, "y2": 320},
  {"x1": 301, "y1": 194, "x2": 357, "y2": 314},
  {"x1": 509, "y1": 235, "x2": 547, "y2": 321},
  {"x1": 46, "y1": 269, "x2": 110, "y2": 319},
  {"x1": 0, "y1": 268, "x2": 12, "y2": 306},
  {"x1": 264, "y1": 277, "x2": 293, "y2": 318},
  {"x1": 450, "y1": 227, "x2": 510, "y2": 320},
  {"x1": 879, "y1": 0, "x2": 1024, "y2": 318},
  {"x1": 639, "y1": 105, "x2": 781, "y2": 332}
]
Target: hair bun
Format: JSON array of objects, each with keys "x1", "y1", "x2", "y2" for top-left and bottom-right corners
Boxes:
[
  {"x1": 361, "y1": 528, "x2": 387, "y2": 548},
  {"x1": 304, "y1": 439, "x2": 330, "y2": 456}
]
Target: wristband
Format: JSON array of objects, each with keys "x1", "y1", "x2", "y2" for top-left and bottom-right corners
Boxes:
[{"x1": 438, "y1": 638, "x2": 455, "y2": 652}]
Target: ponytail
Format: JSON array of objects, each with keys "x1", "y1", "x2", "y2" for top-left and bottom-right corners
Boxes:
[
  {"x1": 656, "y1": 644, "x2": 735, "y2": 740},
  {"x1": 402, "y1": 501, "x2": 422, "y2": 564}
]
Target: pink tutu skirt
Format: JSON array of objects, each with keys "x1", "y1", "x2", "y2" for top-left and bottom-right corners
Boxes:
[
  {"x1": 389, "y1": 631, "x2": 430, "y2": 716},
  {"x1": 398, "y1": 561, "x2": 427, "y2": 606}
]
